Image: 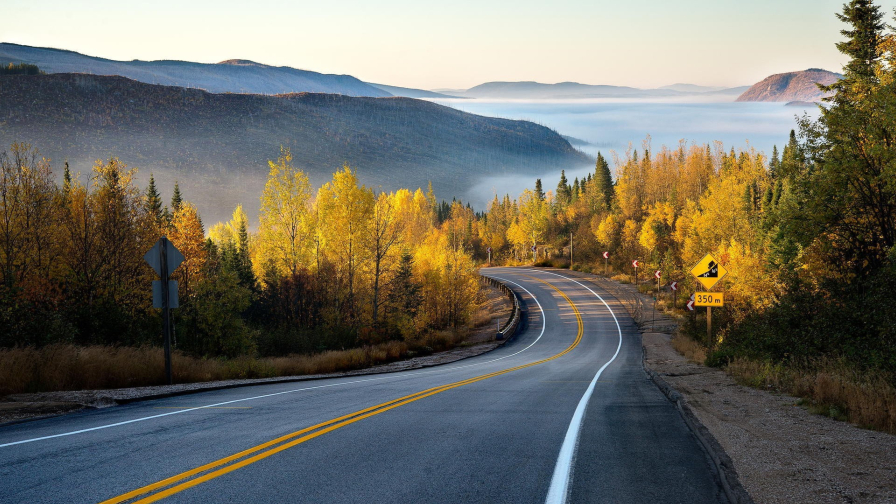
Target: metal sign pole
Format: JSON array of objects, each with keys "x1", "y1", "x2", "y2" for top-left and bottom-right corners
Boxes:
[
  {"x1": 161, "y1": 237, "x2": 173, "y2": 385},
  {"x1": 569, "y1": 232, "x2": 573, "y2": 269},
  {"x1": 707, "y1": 305, "x2": 712, "y2": 350}
]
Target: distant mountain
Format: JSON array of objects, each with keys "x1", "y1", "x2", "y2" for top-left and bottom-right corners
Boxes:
[
  {"x1": 561, "y1": 135, "x2": 592, "y2": 147},
  {"x1": 715, "y1": 86, "x2": 752, "y2": 96},
  {"x1": 368, "y1": 83, "x2": 462, "y2": 99},
  {"x1": 0, "y1": 74, "x2": 590, "y2": 224},
  {"x1": 659, "y1": 83, "x2": 725, "y2": 93},
  {"x1": 462, "y1": 81, "x2": 680, "y2": 99},
  {"x1": 452, "y1": 81, "x2": 751, "y2": 100},
  {"x1": 0, "y1": 43, "x2": 391, "y2": 97},
  {"x1": 736, "y1": 69, "x2": 842, "y2": 103},
  {"x1": 785, "y1": 100, "x2": 820, "y2": 107}
]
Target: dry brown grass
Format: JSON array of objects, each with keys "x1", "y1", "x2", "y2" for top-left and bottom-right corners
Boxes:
[
  {"x1": 671, "y1": 334, "x2": 707, "y2": 364},
  {"x1": 727, "y1": 357, "x2": 896, "y2": 434},
  {"x1": 0, "y1": 341, "x2": 410, "y2": 396}
]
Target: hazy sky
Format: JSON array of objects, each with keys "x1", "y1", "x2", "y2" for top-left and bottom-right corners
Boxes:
[{"x1": 4, "y1": 0, "x2": 896, "y2": 90}]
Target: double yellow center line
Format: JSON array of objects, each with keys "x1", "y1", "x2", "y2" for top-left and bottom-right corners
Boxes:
[{"x1": 102, "y1": 276, "x2": 583, "y2": 504}]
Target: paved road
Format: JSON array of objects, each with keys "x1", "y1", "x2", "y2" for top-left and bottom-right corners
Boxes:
[{"x1": 0, "y1": 268, "x2": 726, "y2": 503}]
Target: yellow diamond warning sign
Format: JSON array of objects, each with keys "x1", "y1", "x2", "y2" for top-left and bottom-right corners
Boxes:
[{"x1": 690, "y1": 253, "x2": 728, "y2": 290}]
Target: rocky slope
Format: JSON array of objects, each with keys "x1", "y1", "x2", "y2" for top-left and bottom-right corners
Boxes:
[{"x1": 736, "y1": 69, "x2": 841, "y2": 103}]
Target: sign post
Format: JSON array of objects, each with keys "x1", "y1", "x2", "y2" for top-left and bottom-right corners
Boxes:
[
  {"x1": 487, "y1": 247, "x2": 492, "y2": 266},
  {"x1": 689, "y1": 253, "x2": 728, "y2": 349},
  {"x1": 569, "y1": 232, "x2": 573, "y2": 269},
  {"x1": 603, "y1": 251, "x2": 609, "y2": 277},
  {"x1": 670, "y1": 281, "x2": 678, "y2": 309},
  {"x1": 144, "y1": 237, "x2": 185, "y2": 385},
  {"x1": 532, "y1": 244, "x2": 537, "y2": 263},
  {"x1": 632, "y1": 260, "x2": 639, "y2": 288}
]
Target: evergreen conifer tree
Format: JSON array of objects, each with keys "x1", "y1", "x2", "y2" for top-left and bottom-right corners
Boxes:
[
  {"x1": 145, "y1": 174, "x2": 163, "y2": 225},
  {"x1": 593, "y1": 152, "x2": 614, "y2": 211},
  {"x1": 831, "y1": 0, "x2": 884, "y2": 89},
  {"x1": 171, "y1": 181, "x2": 183, "y2": 212},
  {"x1": 557, "y1": 170, "x2": 570, "y2": 205},
  {"x1": 534, "y1": 179, "x2": 545, "y2": 201},
  {"x1": 769, "y1": 145, "x2": 780, "y2": 178}
]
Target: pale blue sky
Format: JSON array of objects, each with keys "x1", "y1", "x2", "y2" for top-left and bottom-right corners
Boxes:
[{"x1": 4, "y1": 0, "x2": 895, "y2": 89}]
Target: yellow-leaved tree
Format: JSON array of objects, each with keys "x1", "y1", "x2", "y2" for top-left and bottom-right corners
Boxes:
[
  {"x1": 168, "y1": 202, "x2": 207, "y2": 299},
  {"x1": 514, "y1": 188, "x2": 550, "y2": 260},
  {"x1": 367, "y1": 191, "x2": 404, "y2": 328},
  {"x1": 317, "y1": 165, "x2": 374, "y2": 321},
  {"x1": 257, "y1": 147, "x2": 313, "y2": 280}
]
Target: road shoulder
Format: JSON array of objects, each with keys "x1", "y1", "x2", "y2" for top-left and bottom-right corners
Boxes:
[{"x1": 644, "y1": 331, "x2": 896, "y2": 504}]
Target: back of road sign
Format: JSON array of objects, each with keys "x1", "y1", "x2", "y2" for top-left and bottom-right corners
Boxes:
[
  {"x1": 153, "y1": 280, "x2": 179, "y2": 308},
  {"x1": 144, "y1": 239, "x2": 185, "y2": 278}
]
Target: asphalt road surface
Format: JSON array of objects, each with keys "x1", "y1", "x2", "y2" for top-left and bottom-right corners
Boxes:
[{"x1": 0, "y1": 267, "x2": 726, "y2": 503}]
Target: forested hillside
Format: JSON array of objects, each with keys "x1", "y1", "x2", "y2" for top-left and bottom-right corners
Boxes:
[
  {"x1": 0, "y1": 43, "x2": 390, "y2": 97},
  {"x1": 0, "y1": 73, "x2": 590, "y2": 223}
]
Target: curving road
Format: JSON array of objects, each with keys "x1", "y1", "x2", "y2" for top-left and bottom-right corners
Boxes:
[{"x1": 0, "y1": 268, "x2": 726, "y2": 503}]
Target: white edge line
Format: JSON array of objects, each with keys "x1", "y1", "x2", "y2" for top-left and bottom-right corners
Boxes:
[
  {"x1": 535, "y1": 269, "x2": 624, "y2": 504},
  {"x1": 0, "y1": 271, "x2": 544, "y2": 449}
]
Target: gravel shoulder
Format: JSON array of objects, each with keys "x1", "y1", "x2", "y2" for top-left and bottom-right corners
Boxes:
[
  {"x1": 0, "y1": 284, "x2": 514, "y2": 426},
  {"x1": 644, "y1": 331, "x2": 896, "y2": 504},
  {"x1": 555, "y1": 268, "x2": 896, "y2": 504}
]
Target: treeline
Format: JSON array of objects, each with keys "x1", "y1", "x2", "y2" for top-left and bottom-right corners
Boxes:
[
  {"x1": 0, "y1": 63, "x2": 41, "y2": 75},
  {"x1": 0, "y1": 145, "x2": 480, "y2": 358}
]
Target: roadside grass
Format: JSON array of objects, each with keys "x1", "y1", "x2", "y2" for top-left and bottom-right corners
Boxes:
[
  {"x1": 0, "y1": 285, "x2": 512, "y2": 397},
  {"x1": 671, "y1": 334, "x2": 708, "y2": 363},
  {"x1": 0, "y1": 341, "x2": 412, "y2": 396},
  {"x1": 669, "y1": 332, "x2": 896, "y2": 435},
  {"x1": 726, "y1": 357, "x2": 896, "y2": 434}
]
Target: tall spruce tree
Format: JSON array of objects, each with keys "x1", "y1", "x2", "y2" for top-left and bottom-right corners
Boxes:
[
  {"x1": 593, "y1": 152, "x2": 613, "y2": 211},
  {"x1": 144, "y1": 174, "x2": 163, "y2": 225},
  {"x1": 832, "y1": 0, "x2": 885, "y2": 90},
  {"x1": 556, "y1": 170, "x2": 570, "y2": 205},
  {"x1": 236, "y1": 215, "x2": 255, "y2": 289},
  {"x1": 171, "y1": 181, "x2": 183, "y2": 213},
  {"x1": 769, "y1": 146, "x2": 780, "y2": 178},
  {"x1": 534, "y1": 179, "x2": 545, "y2": 201}
]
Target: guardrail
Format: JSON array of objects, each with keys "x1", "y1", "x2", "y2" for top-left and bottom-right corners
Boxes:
[{"x1": 479, "y1": 275, "x2": 522, "y2": 340}]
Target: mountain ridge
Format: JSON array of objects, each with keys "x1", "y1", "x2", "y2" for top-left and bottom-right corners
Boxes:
[
  {"x1": 736, "y1": 68, "x2": 842, "y2": 102},
  {"x1": 0, "y1": 73, "x2": 591, "y2": 223},
  {"x1": 0, "y1": 42, "x2": 391, "y2": 97}
]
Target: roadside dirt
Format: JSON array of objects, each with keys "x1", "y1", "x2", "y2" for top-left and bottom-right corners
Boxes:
[
  {"x1": 0, "y1": 285, "x2": 514, "y2": 426},
  {"x1": 644, "y1": 331, "x2": 896, "y2": 504},
  {"x1": 466, "y1": 284, "x2": 514, "y2": 344}
]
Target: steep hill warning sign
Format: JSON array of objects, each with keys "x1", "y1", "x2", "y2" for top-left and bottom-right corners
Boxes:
[{"x1": 690, "y1": 253, "x2": 728, "y2": 290}]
